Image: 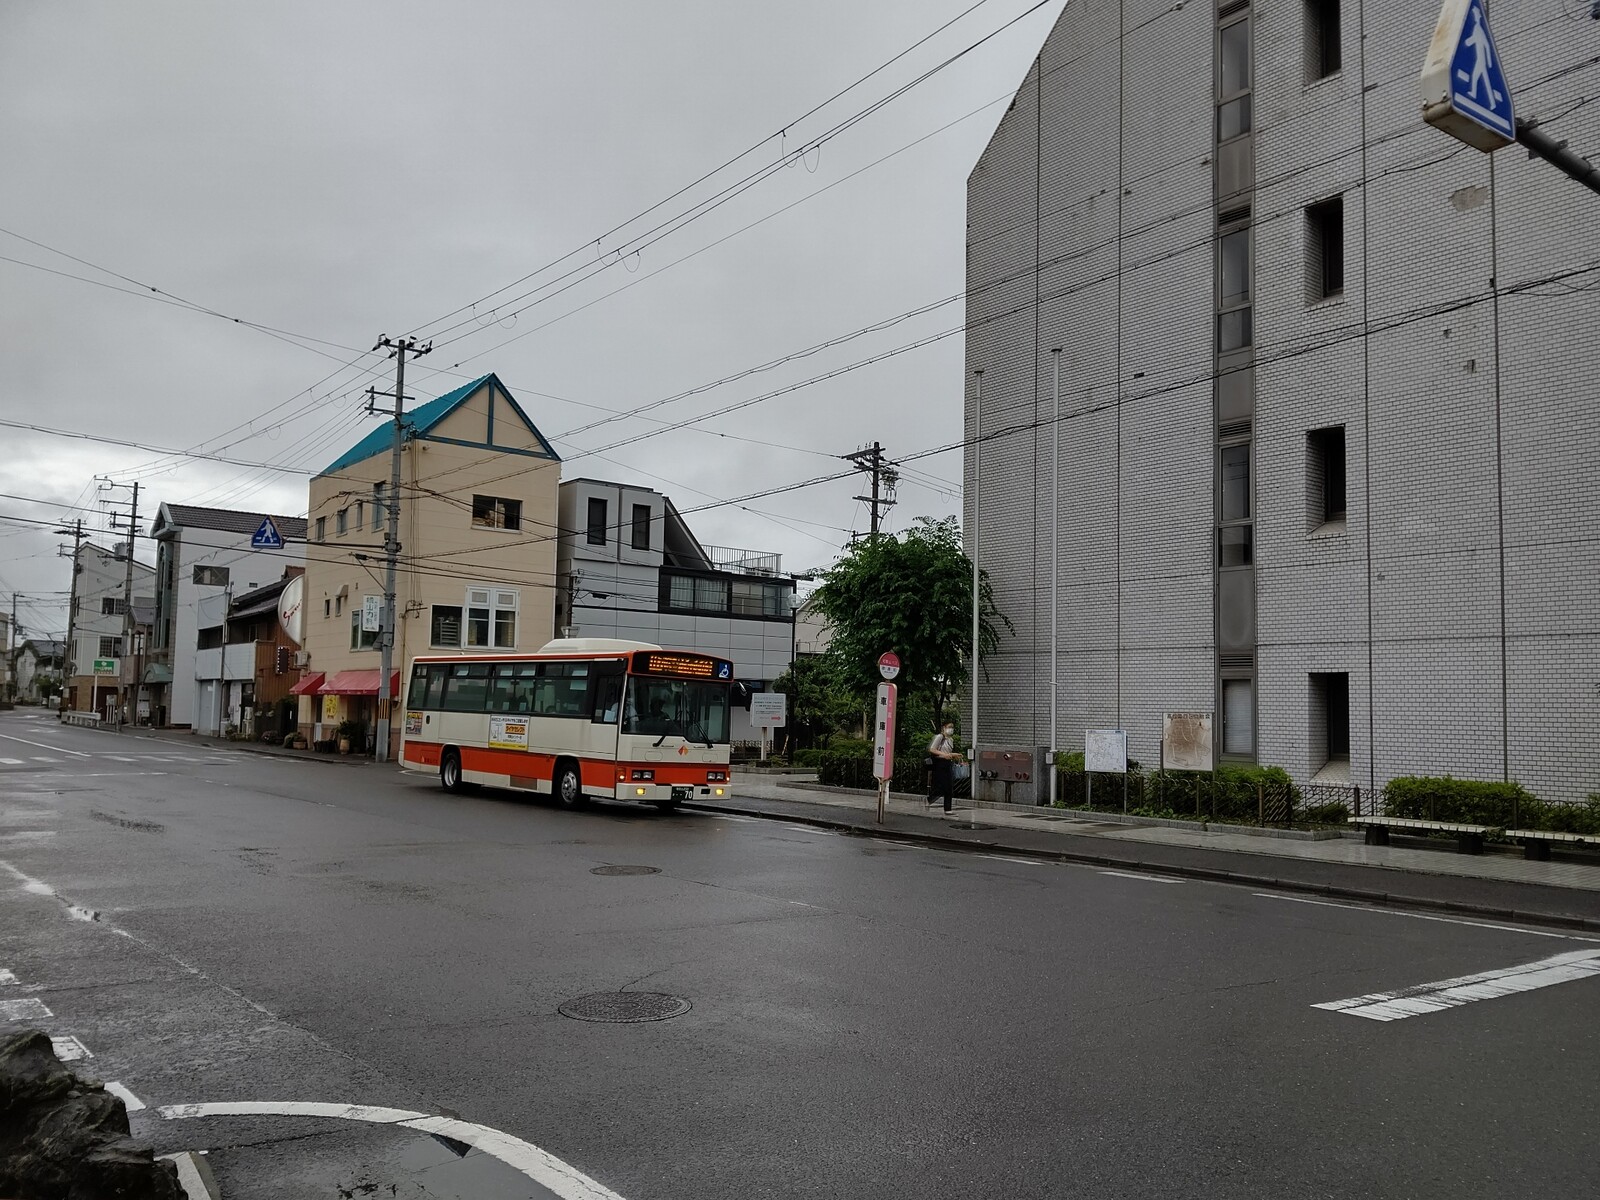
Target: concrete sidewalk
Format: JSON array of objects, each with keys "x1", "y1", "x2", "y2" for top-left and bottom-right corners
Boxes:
[{"x1": 701, "y1": 776, "x2": 1600, "y2": 931}]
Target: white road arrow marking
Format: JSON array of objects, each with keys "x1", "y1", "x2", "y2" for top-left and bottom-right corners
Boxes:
[{"x1": 1313, "y1": 949, "x2": 1600, "y2": 1021}]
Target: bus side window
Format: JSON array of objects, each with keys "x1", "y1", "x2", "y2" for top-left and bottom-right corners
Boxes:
[
  {"x1": 425, "y1": 664, "x2": 451, "y2": 709},
  {"x1": 408, "y1": 665, "x2": 428, "y2": 709},
  {"x1": 592, "y1": 675, "x2": 622, "y2": 724}
]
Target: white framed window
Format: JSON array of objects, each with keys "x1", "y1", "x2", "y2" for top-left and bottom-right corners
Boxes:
[
  {"x1": 350, "y1": 597, "x2": 379, "y2": 651},
  {"x1": 464, "y1": 586, "x2": 518, "y2": 650}
]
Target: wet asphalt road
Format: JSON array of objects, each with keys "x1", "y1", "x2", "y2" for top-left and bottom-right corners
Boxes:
[{"x1": 2, "y1": 712, "x2": 1598, "y2": 1200}]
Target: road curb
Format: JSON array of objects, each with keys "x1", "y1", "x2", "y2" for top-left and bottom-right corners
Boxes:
[
  {"x1": 160, "y1": 1151, "x2": 223, "y2": 1200},
  {"x1": 684, "y1": 800, "x2": 1600, "y2": 936}
]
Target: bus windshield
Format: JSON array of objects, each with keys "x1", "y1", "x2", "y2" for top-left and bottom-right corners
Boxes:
[{"x1": 624, "y1": 678, "x2": 731, "y2": 746}]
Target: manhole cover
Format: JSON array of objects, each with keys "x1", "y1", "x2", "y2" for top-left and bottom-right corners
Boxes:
[
  {"x1": 558, "y1": 992, "x2": 691, "y2": 1023},
  {"x1": 589, "y1": 864, "x2": 660, "y2": 876}
]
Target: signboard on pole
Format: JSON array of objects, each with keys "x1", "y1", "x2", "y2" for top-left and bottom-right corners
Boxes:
[
  {"x1": 362, "y1": 595, "x2": 383, "y2": 634},
  {"x1": 872, "y1": 683, "x2": 897, "y2": 781},
  {"x1": 1162, "y1": 712, "x2": 1214, "y2": 773},
  {"x1": 1421, "y1": 0, "x2": 1514, "y2": 151},
  {"x1": 877, "y1": 651, "x2": 901, "y2": 681},
  {"x1": 93, "y1": 658, "x2": 118, "y2": 675},
  {"x1": 750, "y1": 693, "x2": 787, "y2": 729},
  {"x1": 1084, "y1": 729, "x2": 1128, "y2": 775},
  {"x1": 250, "y1": 516, "x2": 285, "y2": 549}
]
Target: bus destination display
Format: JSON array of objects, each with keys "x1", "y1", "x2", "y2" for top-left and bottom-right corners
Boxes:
[{"x1": 634, "y1": 651, "x2": 733, "y2": 680}]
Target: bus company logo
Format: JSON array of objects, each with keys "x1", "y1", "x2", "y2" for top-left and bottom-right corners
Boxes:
[{"x1": 677, "y1": 744, "x2": 689, "y2": 756}]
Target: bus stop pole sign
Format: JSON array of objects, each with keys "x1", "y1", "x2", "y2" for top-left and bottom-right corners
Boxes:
[{"x1": 872, "y1": 682, "x2": 897, "y2": 824}]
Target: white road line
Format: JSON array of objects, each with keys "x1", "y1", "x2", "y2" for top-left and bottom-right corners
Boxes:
[
  {"x1": 978, "y1": 854, "x2": 1045, "y2": 866},
  {"x1": 1251, "y1": 893, "x2": 1600, "y2": 944},
  {"x1": 0, "y1": 757, "x2": 24, "y2": 765},
  {"x1": 107, "y1": 756, "x2": 138, "y2": 763},
  {"x1": 1313, "y1": 949, "x2": 1600, "y2": 1021},
  {"x1": 159, "y1": 1151, "x2": 214, "y2": 1200},
  {"x1": 1, "y1": 997, "x2": 53, "y2": 1021},
  {"x1": 1100, "y1": 870, "x2": 1184, "y2": 884},
  {"x1": 106, "y1": 1081, "x2": 146, "y2": 1111},
  {"x1": 0, "y1": 732, "x2": 91, "y2": 757},
  {"x1": 51, "y1": 1035, "x2": 92, "y2": 1062},
  {"x1": 30, "y1": 757, "x2": 60, "y2": 763},
  {"x1": 157, "y1": 1102, "x2": 630, "y2": 1200}
]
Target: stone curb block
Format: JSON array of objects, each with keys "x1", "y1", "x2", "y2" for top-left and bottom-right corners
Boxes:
[{"x1": 685, "y1": 801, "x2": 1600, "y2": 936}]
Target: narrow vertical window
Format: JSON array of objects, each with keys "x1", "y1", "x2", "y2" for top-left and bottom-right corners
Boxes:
[
  {"x1": 1222, "y1": 679, "x2": 1255, "y2": 757},
  {"x1": 631, "y1": 503, "x2": 651, "y2": 550},
  {"x1": 1307, "y1": 426, "x2": 1347, "y2": 526},
  {"x1": 1217, "y1": 16, "x2": 1252, "y2": 141},
  {"x1": 1307, "y1": 197, "x2": 1345, "y2": 300},
  {"x1": 586, "y1": 497, "x2": 607, "y2": 546},
  {"x1": 1306, "y1": 0, "x2": 1342, "y2": 80}
]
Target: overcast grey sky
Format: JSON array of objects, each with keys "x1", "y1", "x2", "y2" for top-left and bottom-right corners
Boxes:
[{"x1": 0, "y1": 0, "x2": 1062, "y2": 641}]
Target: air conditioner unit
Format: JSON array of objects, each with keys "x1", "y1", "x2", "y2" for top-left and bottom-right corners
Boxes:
[{"x1": 293, "y1": 651, "x2": 311, "y2": 669}]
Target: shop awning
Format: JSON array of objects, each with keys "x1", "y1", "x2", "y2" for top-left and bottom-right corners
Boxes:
[
  {"x1": 318, "y1": 669, "x2": 399, "y2": 698},
  {"x1": 289, "y1": 672, "x2": 326, "y2": 696},
  {"x1": 141, "y1": 663, "x2": 173, "y2": 685}
]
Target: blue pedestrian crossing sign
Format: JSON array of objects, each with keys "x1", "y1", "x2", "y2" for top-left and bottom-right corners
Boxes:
[
  {"x1": 251, "y1": 516, "x2": 285, "y2": 549},
  {"x1": 1421, "y1": 0, "x2": 1515, "y2": 152}
]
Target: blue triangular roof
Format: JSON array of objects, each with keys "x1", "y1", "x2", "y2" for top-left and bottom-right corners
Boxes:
[{"x1": 319, "y1": 372, "x2": 559, "y2": 476}]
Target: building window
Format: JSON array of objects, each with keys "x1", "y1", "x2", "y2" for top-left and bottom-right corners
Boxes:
[
  {"x1": 354, "y1": 501, "x2": 364, "y2": 531},
  {"x1": 1217, "y1": 15, "x2": 1251, "y2": 141},
  {"x1": 1220, "y1": 443, "x2": 1251, "y2": 522},
  {"x1": 315, "y1": 516, "x2": 326, "y2": 542},
  {"x1": 1311, "y1": 672, "x2": 1351, "y2": 765},
  {"x1": 336, "y1": 508, "x2": 349, "y2": 535},
  {"x1": 1218, "y1": 525, "x2": 1253, "y2": 567},
  {"x1": 335, "y1": 595, "x2": 343, "y2": 617},
  {"x1": 324, "y1": 598, "x2": 331, "y2": 619},
  {"x1": 1306, "y1": 0, "x2": 1341, "y2": 80},
  {"x1": 350, "y1": 600, "x2": 378, "y2": 651},
  {"x1": 1307, "y1": 197, "x2": 1345, "y2": 300},
  {"x1": 1217, "y1": 222, "x2": 1252, "y2": 352},
  {"x1": 464, "y1": 587, "x2": 518, "y2": 649},
  {"x1": 472, "y1": 494, "x2": 521, "y2": 531},
  {"x1": 631, "y1": 503, "x2": 651, "y2": 551},
  {"x1": 667, "y1": 575, "x2": 695, "y2": 611},
  {"x1": 586, "y1": 497, "x2": 607, "y2": 546},
  {"x1": 100, "y1": 597, "x2": 127, "y2": 616},
  {"x1": 373, "y1": 482, "x2": 386, "y2": 531},
  {"x1": 1308, "y1": 426, "x2": 1347, "y2": 526},
  {"x1": 97, "y1": 636, "x2": 122, "y2": 659},
  {"x1": 1221, "y1": 678, "x2": 1254, "y2": 757},
  {"x1": 431, "y1": 605, "x2": 463, "y2": 648}
]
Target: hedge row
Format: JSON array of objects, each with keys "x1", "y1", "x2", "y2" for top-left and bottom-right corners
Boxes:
[
  {"x1": 1054, "y1": 763, "x2": 1299, "y2": 823},
  {"x1": 1382, "y1": 776, "x2": 1600, "y2": 834},
  {"x1": 816, "y1": 751, "x2": 932, "y2": 792}
]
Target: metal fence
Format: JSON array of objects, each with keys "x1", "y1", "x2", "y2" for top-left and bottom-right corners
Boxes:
[{"x1": 1054, "y1": 770, "x2": 1361, "y2": 828}]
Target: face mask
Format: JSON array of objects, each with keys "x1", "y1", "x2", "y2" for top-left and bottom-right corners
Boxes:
[{"x1": 942, "y1": 727, "x2": 954, "y2": 737}]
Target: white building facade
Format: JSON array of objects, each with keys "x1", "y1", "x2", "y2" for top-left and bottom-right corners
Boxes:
[
  {"x1": 64, "y1": 542, "x2": 154, "y2": 717},
  {"x1": 555, "y1": 479, "x2": 797, "y2": 745},
  {"x1": 966, "y1": 1, "x2": 1600, "y2": 801},
  {"x1": 148, "y1": 504, "x2": 306, "y2": 729}
]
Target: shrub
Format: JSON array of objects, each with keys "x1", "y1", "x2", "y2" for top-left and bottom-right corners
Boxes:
[
  {"x1": 791, "y1": 748, "x2": 824, "y2": 769},
  {"x1": 1054, "y1": 763, "x2": 1295, "y2": 822},
  {"x1": 817, "y1": 752, "x2": 929, "y2": 792},
  {"x1": 1381, "y1": 776, "x2": 1534, "y2": 828}
]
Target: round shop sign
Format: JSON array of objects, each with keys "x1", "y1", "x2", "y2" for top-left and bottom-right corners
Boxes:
[{"x1": 877, "y1": 651, "x2": 901, "y2": 681}]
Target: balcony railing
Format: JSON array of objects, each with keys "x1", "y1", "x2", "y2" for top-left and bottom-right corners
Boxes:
[{"x1": 703, "y1": 545, "x2": 783, "y2": 576}]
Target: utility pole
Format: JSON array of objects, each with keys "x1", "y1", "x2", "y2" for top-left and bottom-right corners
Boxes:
[
  {"x1": 103, "y1": 480, "x2": 141, "y2": 725},
  {"x1": 372, "y1": 334, "x2": 431, "y2": 763},
  {"x1": 56, "y1": 519, "x2": 86, "y2": 718},
  {"x1": 6, "y1": 592, "x2": 15, "y2": 703},
  {"x1": 846, "y1": 441, "x2": 899, "y2": 540}
]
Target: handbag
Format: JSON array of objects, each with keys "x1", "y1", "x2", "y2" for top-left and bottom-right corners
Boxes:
[{"x1": 951, "y1": 760, "x2": 971, "y2": 784}]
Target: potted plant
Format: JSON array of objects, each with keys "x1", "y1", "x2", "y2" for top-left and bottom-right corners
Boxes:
[{"x1": 336, "y1": 719, "x2": 367, "y2": 755}]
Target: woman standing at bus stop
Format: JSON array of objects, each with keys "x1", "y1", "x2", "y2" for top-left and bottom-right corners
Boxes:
[{"x1": 926, "y1": 721, "x2": 964, "y2": 813}]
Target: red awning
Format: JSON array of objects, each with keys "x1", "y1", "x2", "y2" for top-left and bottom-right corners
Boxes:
[
  {"x1": 318, "y1": 669, "x2": 400, "y2": 698},
  {"x1": 288, "y1": 672, "x2": 325, "y2": 696}
]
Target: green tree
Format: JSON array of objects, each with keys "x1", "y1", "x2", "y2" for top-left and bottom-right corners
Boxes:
[
  {"x1": 772, "y1": 654, "x2": 861, "y2": 752},
  {"x1": 809, "y1": 516, "x2": 1011, "y2": 743}
]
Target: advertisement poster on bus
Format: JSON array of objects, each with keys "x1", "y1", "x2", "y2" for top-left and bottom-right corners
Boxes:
[
  {"x1": 405, "y1": 710, "x2": 423, "y2": 737},
  {"x1": 489, "y1": 715, "x2": 529, "y2": 750}
]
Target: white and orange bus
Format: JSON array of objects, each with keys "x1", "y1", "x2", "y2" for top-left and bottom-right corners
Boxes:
[{"x1": 398, "y1": 639, "x2": 734, "y2": 810}]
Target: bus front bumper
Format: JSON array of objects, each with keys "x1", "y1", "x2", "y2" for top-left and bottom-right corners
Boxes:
[{"x1": 613, "y1": 783, "x2": 729, "y2": 802}]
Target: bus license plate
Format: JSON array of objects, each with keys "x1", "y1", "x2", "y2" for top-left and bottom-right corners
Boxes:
[{"x1": 671, "y1": 786, "x2": 691, "y2": 801}]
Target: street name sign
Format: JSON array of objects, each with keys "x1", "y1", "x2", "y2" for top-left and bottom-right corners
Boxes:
[
  {"x1": 1421, "y1": 0, "x2": 1514, "y2": 151},
  {"x1": 251, "y1": 516, "x2": 285, "y2": 549},
  {"x1": 750, "y1": 692, "x2": 787, "y2": 729}
]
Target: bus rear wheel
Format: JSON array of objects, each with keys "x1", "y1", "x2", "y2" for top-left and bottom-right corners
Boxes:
[
  {"x1": 441, "y1": 749, "x2": 465, "y2": 793},
  {"x1": 554, "y1": 760, "x2": 584, "y2": 808}
]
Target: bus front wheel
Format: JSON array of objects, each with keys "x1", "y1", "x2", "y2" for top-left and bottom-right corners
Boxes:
[
  {"x1": 441, "y1": 749, "x2": 465, "y2": 794},
  {"x1": 554, "y1": 760, "x2": 584, "y2": 808}
]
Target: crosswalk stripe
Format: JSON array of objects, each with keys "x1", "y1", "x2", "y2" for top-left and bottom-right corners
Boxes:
[
  {"x1": 1313, "y1": 949, "x2": 1600, "y2": 1021},
  {"x1": 0, "y1": 997, "x2": 53, "y2": 1020},
  {"x1": 50, "y1": 1035, "x2": 91, "y2": 1062},
  {"x1": 0, "y1": 758, "x2": 23, "y2": 765},
  {"x1": 29, "y1": 757, "x2": 58, "y2": 763}
]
